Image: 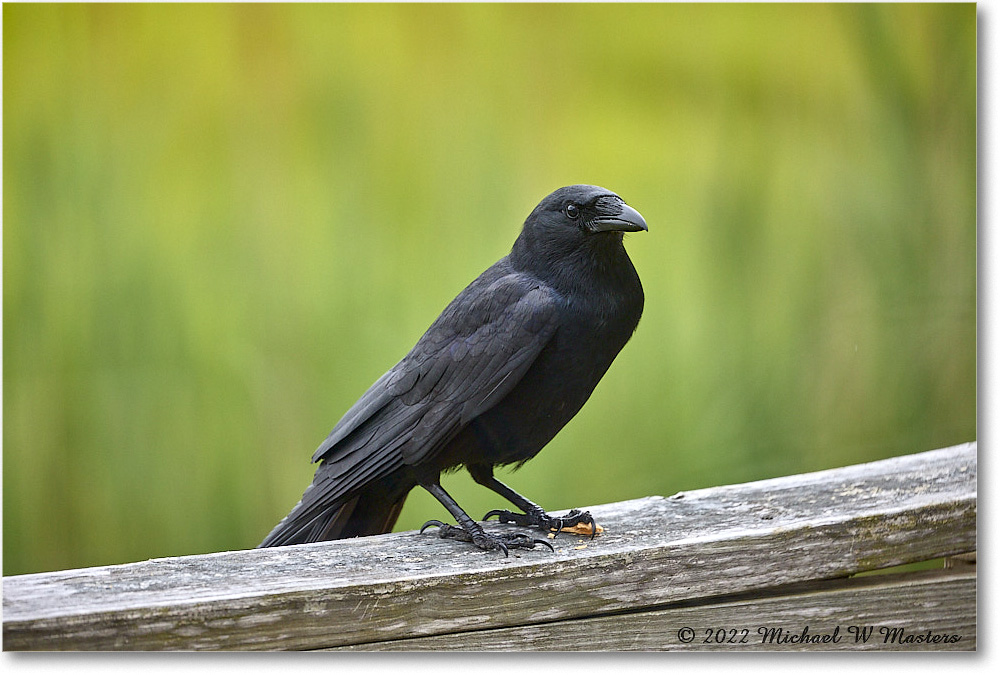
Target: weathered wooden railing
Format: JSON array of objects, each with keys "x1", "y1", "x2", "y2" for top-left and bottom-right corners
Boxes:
[{"x1": 3, "y1": 442, "x2": 976, "y2": 651}]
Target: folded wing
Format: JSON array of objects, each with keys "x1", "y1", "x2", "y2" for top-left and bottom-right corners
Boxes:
[{"x1": 261, "y1": 269, "x2": 560, "y2": 545}]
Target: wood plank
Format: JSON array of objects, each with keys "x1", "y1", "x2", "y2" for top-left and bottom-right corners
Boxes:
[
  {"x1": 336, "y1": 568, "x2": 976, "y2": 651},
  {"x1": 2, "y1": 442, "x2": 977, "y2": 650}
]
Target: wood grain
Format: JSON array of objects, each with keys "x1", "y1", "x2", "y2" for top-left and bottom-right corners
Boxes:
[
  {"x1": 2, "y1": 442, "x2": 976, "y2": 650},
  {"x1": 336, "y1": 568, "x2": 976, "y2": 651}
]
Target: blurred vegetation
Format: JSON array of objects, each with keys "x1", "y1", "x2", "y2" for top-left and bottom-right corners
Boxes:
[{"x1": 3, "y1": 4, "x2": 975, "y2": 575}]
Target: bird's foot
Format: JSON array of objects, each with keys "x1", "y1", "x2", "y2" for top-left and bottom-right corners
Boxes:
[
  {"x1": 483, "y1": 507, "x2": 598, "y2": 539},
  {"x1": 420, "y1": 520, "x2": 554, "y2": 557}
]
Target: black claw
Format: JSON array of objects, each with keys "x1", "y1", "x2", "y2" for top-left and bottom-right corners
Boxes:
[
  {"x1": 480, "y1": 506, "x2": 599, "y2": 540},
  {"x1": 420, "y1": 519, "x2": 447, "y2": 534},
  {"x1": 483, "y1": 508, "x2": 528, "y2": 527},
  {"x1": 420, "y1": 520, "x2": 554, "y2": 556},
  {"x1": 552, "y1": 517, "x2": 564, "y2": 537}
]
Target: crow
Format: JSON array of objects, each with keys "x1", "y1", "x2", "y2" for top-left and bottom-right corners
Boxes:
[{"x1": 259, "y1": 184, "x2": 646, "y2": 555}]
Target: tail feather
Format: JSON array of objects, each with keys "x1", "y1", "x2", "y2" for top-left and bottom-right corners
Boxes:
[{"x1": 259, "y1": 488, "x2": 407, "y2": 548}]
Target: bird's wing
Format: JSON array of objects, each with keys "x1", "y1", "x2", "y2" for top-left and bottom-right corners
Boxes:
[{"x1": 306, "y1": 268, "x2": 560, "y2": 502}]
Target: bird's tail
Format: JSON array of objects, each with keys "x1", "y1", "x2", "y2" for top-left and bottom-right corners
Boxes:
[{"x1": 258, "y1": 487, "x2": 407, "y2": 548}]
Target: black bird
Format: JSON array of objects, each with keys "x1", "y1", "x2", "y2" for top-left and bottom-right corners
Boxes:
[{"x1": 259, "y1": 185, "x2": 646, "y2": 554}]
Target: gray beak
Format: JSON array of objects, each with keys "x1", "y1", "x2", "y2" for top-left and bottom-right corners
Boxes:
[{"x1": 588, "y1": 203, "x2": 648, "y2": 233}]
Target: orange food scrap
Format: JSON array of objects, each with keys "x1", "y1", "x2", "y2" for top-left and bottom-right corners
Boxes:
[{"x1": 556, "y1": 522, "x2": 604, "y2": 536}]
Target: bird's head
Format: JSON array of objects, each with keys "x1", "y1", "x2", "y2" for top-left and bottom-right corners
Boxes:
[
  {"x1": 525, "y1": 185, "x2": 648, "y2": 239},
  {"x1": 511, "y1": 185, "x2": 647, "y2": 278}
]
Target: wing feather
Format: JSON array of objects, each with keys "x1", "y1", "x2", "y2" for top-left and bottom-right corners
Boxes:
[{"x1": 303, "y1": 267, "x2": 559, "y2": 508}]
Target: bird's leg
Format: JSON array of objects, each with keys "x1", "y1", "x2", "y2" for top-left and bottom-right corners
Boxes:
[
  {"x1": 418, "y1": 481, "x2": 553, "y2": 556},
  {"x1": 469, "y1": 465, "x2": 598, "y2": 539}
]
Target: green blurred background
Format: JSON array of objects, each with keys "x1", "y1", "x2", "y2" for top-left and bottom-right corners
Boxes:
[{"x1": 3, "y1": 3, "x2": 975, "y2": 575}]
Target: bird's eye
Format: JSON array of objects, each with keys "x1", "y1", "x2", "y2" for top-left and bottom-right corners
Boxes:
[{"x1": 564, "y1": 204, "x2": 580, "y2": 220}]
